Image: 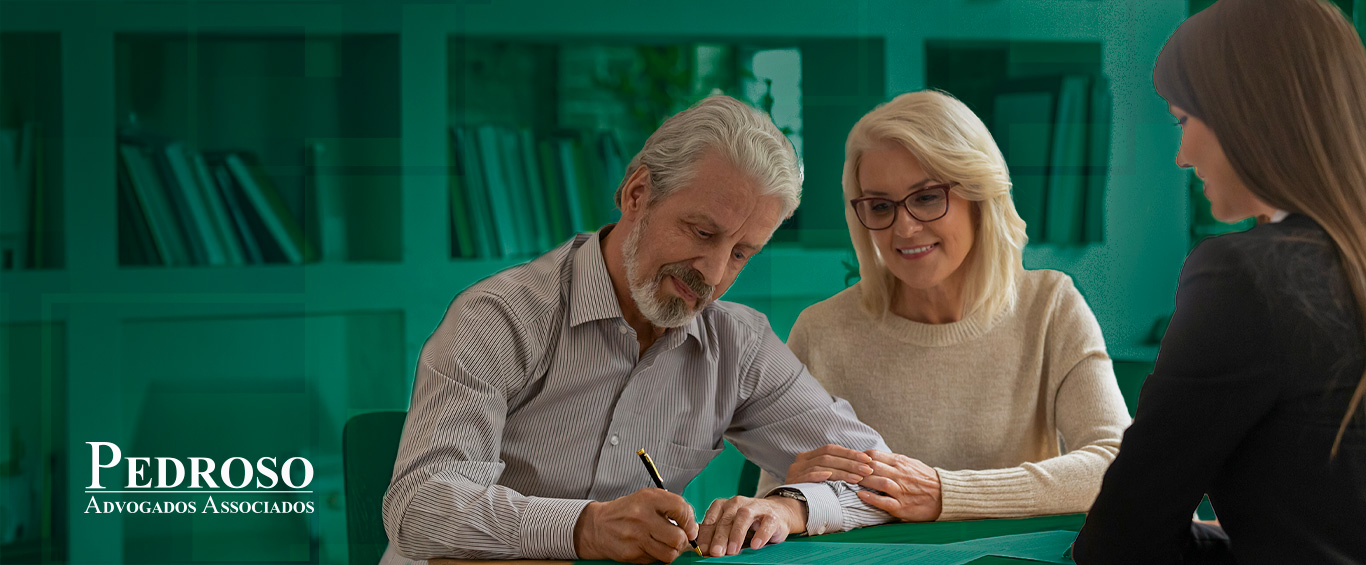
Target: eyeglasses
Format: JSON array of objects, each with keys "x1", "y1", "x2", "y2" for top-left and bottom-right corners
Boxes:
[{"x1": 849, "y1": 183, "x2": 953, "y2": 230}]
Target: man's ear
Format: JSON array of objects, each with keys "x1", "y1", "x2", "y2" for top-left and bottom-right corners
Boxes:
[{"x1": 618, "y1": 166, "x2": 651, "y2": 219}]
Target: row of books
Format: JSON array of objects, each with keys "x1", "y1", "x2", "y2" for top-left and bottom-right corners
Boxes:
[
  {"x1": 117, "y1": 130, "x2": 318, "y2": 266},
  {"x1": 449, "y1": 125, "x2": 625, "y2": 259},
  {"x1": 0, "y1": 123, "x2": 49, "y2": 270},
  {"x1": 992, "y1": 74, "x2": 1110, "y2": 245}
]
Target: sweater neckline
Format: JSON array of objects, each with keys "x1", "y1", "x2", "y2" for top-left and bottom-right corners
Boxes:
[{"x1": 873, "y1": 296, "x2": 1006, "y2": 347}]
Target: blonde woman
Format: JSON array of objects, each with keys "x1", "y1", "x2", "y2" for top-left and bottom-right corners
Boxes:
[
  {"x1": 756, "y1": 90, "x2": 1131, "y2": 522},
  {"x1": 1075, "y1": 0, "x2": 1366, "y2": 562}
]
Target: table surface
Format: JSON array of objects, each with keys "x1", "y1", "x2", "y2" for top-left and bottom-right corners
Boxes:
[{"x1": 432, "y1": 513, "x2": 1086, "y2": 565}]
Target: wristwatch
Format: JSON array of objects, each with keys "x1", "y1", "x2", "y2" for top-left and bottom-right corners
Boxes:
[{"x1": 770, "y1": 488, "x2": 807, "y2": 502}]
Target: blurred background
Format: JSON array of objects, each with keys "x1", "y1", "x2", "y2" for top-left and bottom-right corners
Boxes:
[{"x1": 1, "y1": 0, "x2": 1360, "y2": 563}]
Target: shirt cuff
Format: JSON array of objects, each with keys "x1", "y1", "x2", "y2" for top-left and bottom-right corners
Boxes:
[
  {"x1": 519, "y1": 496, "x2": 592, "y2": 559},
  {"x1": 763, "y1": 482, "x2": 842, "y2": 536},
  {"x1": 935, "y1": 467, "x2": 1034, "y2": 521}
]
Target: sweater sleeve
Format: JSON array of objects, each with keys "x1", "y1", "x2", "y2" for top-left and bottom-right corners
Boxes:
[{"x1": 935, "y1": 276, "x2": 1131, "y2": 520}]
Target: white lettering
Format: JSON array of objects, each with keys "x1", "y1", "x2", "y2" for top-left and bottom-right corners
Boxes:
[
  {"x1": 87, "y1": 442, "x2": 121, "y2": 489},
  {"x1": 254, "y1": 457, "x2": 279, "y2": 489},
  {"x1": 220, "y1": 457, "x2": 253, "y2": 489},
  {"x1": 156, "y1": 457, "x2": 185, "y2": 488},
  {"x1": 126, "y1": 457, "x2": 151, "y2": 488},
  {"x1": 189, "y1": 457, "x2": 219, "y2": 489},
  {"x1": 281, "y1": 457, "x2": 313, "y2": 489}
]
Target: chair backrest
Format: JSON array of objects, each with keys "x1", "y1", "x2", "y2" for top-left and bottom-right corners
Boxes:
[{"x1": 343, "y1": 411, "x2": 407, "y2": 565}]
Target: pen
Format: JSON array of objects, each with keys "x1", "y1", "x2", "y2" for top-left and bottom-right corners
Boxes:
[{"x1": 637, "y1": 449, "x2": 704, "y2": 557}]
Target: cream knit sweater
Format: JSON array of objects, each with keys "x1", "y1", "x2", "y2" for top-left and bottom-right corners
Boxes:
[{"x1": 758, "y1": 269, "x2": 1131, "y2": 520}]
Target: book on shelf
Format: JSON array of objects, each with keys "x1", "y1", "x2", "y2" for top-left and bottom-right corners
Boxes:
[
  {"x1": 1043, "y1": 75, "x2": 1090, "y2": 245},
  {"x1": 190, "y1": 152, "x2": 247, "y2": 265},
  {"x1": 1083, "y1": 77, "x2": 1111, "y2": 243},
  {"x1": 26, "y1": 124, "x2": 49, "y2": 269},
  {"x1": 573, "y1": 130, "x2": 609, "y2": 230},
  {"x1": 31, "y1": 128, "x2": 48, "y2": 268},
  {"x1": 304, "y1": 141, "x2": 350, "y2": 262},
  {"x1": 0, "y1": 128, "x2": 25, "y2": 270},
  {"x1": 555, "y1": 136, "x2": 591, "y2": 235},
  {"x1": 0, "y1": 123, "x2": 43, "y2": 270},
  {"x1": 992, "y1": 74, "x2": 1110, "y2": 245},
  {"x1": 223, "y1": 152, "x2": 317, "y2": 264},
  {"x1": 518, "y1": 127, "x2": 555, "y2": 252},
  {"x1": 475, "y1": 124, "x2": 526, "y2": 258},
  {"x1": 536, "y1": 138, "x2": 571, "y2": 244},
  {"x1": 207, "y1": 157, "x2": 266, "y2": 264},
  {"x1": 993, "y1": 82, "x2": 1056, "y2": 244},
  {"x1": 16, "y1": 124, "x2": 36, "y2": 266},
  {"x1": 450, "y1": 126, "x2": 496, "y2": 259},
  {"x1": 116, "y1": 125, "x2": 320, "y2": 266},
  {"x1": 560, "y1": 133, "x2": 606, "y2": 233},
  {"x1": 496, "y1": 127, "x2": 540, "y2": 255},
  {"x1": 446, "y1": 130, "x2": 477, "y2": 259},
  {"x1": 163, "y1": 142, "x2": 230, "y2": 265},
  {"x1": 447, "y1": 124, "x2": 631, "y2": 259},
  {"x1": 117, "y1": 148, "x2": 161, "y2": 266},
  {"x1": 118, "y1": 140, "x2": 192, "y2": 266},
  {"x1": 204, "y1": 151, "x2": 292, "y2": 264},
  {"x1": 143, "y1": 139, "x2": 207, "y2": 265},
  {"x1": 597, "y1": 130, "x2": 626, "y2": 225}
]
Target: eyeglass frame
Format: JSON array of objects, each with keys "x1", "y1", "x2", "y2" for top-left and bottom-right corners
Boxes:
[{"x1": 848, "y1": 182, "x2": 956, "y2": 230}]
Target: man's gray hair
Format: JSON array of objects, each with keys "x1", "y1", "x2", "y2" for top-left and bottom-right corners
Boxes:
[{"x1": 614, "y1": 95, "x2": 802, "y2": 216}]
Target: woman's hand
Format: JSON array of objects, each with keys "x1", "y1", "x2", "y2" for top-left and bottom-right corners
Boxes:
[
  {"x1": 784, "y1": 446, "x2": 943, "y2": 522},
  {"x1": 784, "y1": 444, "x2": 874, "y2": 484},
  {"x1": 854, "y1": 450, "x2": 943, "y2": 522}
]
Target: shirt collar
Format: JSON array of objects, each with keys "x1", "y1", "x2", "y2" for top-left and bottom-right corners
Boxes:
[
  {"x1": 568, "y1": 228, "x2": 625, "y2": 328},
  {"x1": 568, "y1": 226, "x2": 705, "y2": 345},
  {"x1": 1270, "y1": 209, "x2": 1290, "y2": 223}
]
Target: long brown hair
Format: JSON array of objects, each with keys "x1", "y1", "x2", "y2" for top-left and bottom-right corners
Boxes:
[{"x1": 1154, "y1": 0, "x2": 1366, "y2": 456}]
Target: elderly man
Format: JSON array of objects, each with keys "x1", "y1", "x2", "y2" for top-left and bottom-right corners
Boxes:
[{"x1": 381, "y1": 96, "x2": 892, "y2": 565}]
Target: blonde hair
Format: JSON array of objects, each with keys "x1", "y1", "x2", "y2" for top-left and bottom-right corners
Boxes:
[
  {"x1": 843, "y1": 90, "x2": 1028, "y2": 318},
  {"x1": 1155, "y1": 0, "x2": 1366, "y2": 457}
]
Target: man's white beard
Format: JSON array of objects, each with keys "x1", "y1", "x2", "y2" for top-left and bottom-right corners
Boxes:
[{"x1": 622, "y1": 215, "x2": 705, "y2": 328}]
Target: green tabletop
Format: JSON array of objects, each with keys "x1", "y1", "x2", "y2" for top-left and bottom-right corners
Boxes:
[{"x1": 576, "y1": 513, "x2": 1085, "y2": 564}]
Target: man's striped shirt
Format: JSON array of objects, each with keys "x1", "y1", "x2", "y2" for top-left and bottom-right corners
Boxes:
[{"x1": 381, "y1": 229, "x2": 891, "y2": 561}]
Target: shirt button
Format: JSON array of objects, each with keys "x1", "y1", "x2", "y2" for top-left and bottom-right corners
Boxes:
[
  {"x1": 617, "y1": 325, "x2": 629, "y2": 335},
  {"x1": 609, "y1": 434, "x2": 620, "y2": 446}
]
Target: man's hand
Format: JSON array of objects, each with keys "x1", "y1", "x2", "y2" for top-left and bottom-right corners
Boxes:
[
  {"x1": 573, "y1": 488, "x2": 697, "y2": 564},
  {"x1": 696, "y1": 495, "x2": 805, "y2": 557}
]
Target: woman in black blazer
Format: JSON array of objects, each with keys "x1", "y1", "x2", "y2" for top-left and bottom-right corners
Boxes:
[{"x1": 1074, "y1": 0, "x2": 1366, "y2": 563}]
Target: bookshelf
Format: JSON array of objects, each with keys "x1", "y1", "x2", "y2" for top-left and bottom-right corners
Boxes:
[
  {"x1": 442, "y1": 36, "x2": 878, "y2": 258},
  {"x1": 0, "y1": 0, "x2": 1221, "y2": 562},
  {"x1": 926, "y1": 40, "x2": 1110, "y2": 246},
  {"x1": 0, "y1": 33, "x2": 64, "y2": 271},
  {"x1": 114, "y1": 33, "x2": 402, "y2": 266}
]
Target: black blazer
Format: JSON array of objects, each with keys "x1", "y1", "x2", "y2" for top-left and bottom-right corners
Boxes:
[{"x1": 1075, "y1": 214, "x2": 1366, "y2": 564}]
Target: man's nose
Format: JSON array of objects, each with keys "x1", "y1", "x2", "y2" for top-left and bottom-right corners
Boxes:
[{"x1": 693, "y1": 250, "x2": 728, "y2": 288}]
